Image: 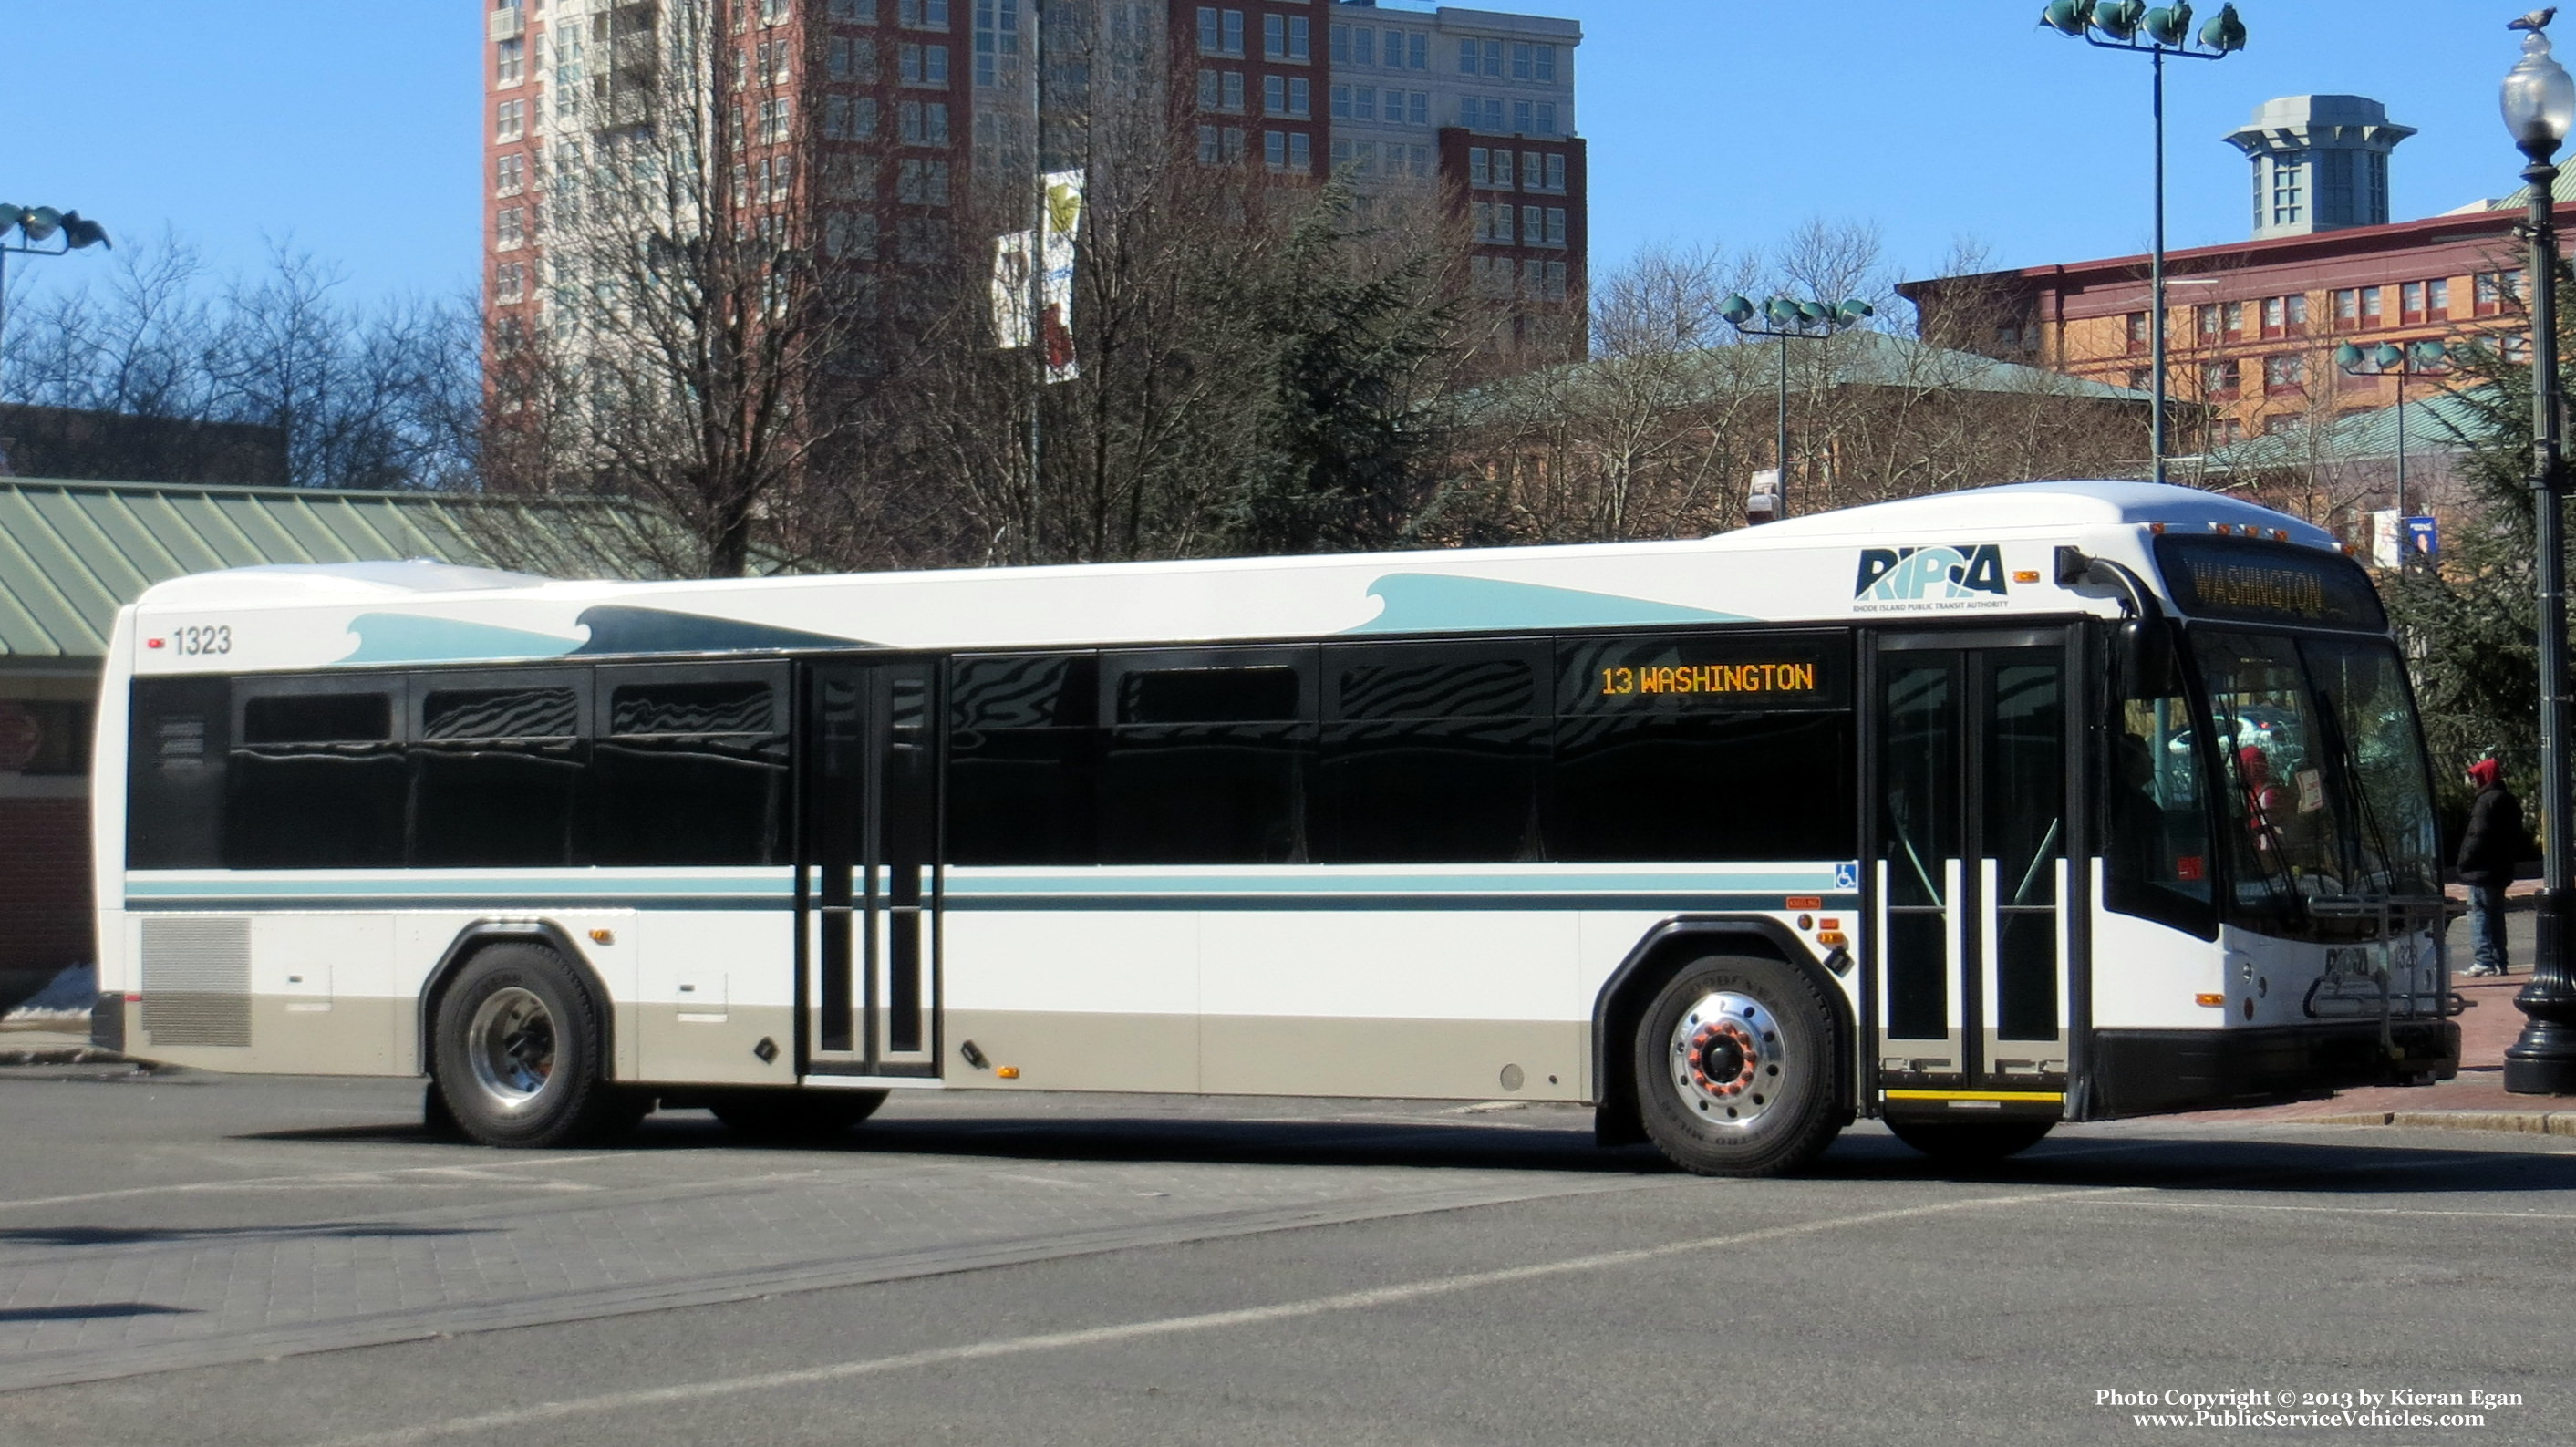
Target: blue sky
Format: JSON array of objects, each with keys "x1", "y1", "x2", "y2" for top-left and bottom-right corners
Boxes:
[{"x1": 0, "y1": 1, "x2": 2543, "y2": 311}]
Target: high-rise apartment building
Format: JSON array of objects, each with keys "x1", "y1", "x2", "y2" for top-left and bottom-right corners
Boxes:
[
  {"x1": 483, "y1": 0, "x2": 971, "y2": 354},
  {"x1": 483, "y1": 0, "x2": 1581, "y2": 365}
]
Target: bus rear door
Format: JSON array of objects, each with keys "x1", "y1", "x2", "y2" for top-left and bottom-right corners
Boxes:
[{"x1": 802, "y1": 659, "x2": 942, "y2": 1078}]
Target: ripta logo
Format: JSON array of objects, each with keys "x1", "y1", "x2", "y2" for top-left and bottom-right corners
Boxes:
[{"x1": 1854, "y1": 544, "x2": 2008, "y2": 603}]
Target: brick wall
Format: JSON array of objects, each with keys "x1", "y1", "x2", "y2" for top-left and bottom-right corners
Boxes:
[{"x1": 0, "y1": 799, "x2": 93, "y2": 972}]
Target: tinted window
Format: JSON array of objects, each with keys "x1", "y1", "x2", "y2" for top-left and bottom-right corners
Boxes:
[
  {"x1": 948, "y1": 656, "x2": 1096, "y2": 865},
  {"x1": 1551, "y1": 711, "x2": 1855, "y2": 863},
  {"x1": 592, "y1": 673, "x2": 790, "y2": 865},
  {"x1": 1550, "y1": 632, "x2": 1853, "y2": 863},
  {"x1": 229, "y1": 686, "x2": 408, "y2": 868},
  {"x1": 1100, "y1": 650, "x2": 1313, "y2": 864},
  {"x1": 1118, "y1": 667, "x2": 1301, "y2": 723},
  {"x1": 128, "y1": 677, "x2": 229, "y2": 870},
  {"x1": 1315, "y1": 642, "x2": 1546, "y2": 863},
  {"x1": 411, "y1": 684, "x2": 585, "y2": 867}
]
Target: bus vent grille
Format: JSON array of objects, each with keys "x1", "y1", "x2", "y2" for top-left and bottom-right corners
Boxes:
[{"x1": 140, "y1": 916, "x2": 252, "y2": 1048}]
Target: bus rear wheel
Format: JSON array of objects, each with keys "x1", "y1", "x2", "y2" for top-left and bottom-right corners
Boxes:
[
  {"x1": 708, "y1": 1089, "x2": 887, "y2": 1142},
  {"x1": 431, "y1": 944, "x2": 639, "y2": 1149},
  {"x1": 1886, "y1": 1118, "x2": 2054, "y2": 1163},
  {"x1": 1633, "y1": 955, "x2": 1843, "y2": 1177}
]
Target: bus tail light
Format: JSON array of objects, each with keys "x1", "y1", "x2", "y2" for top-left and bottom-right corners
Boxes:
[{"x1": 1817, "y1": 930, "x2": 1849, "y2": 948}]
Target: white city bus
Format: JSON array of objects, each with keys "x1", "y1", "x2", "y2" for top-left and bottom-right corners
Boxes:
[{"x1": 87, "y1": 480, "x2": 2458, "y2": 1174}]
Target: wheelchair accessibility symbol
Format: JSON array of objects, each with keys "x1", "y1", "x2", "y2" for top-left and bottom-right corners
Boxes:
[{"x1": 1833, "y1": 862, "x2": 1859, "y2": 890}]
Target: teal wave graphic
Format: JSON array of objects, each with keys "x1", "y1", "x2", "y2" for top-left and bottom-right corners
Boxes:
[
  {"x1": 1349, "y1": 574, "x2": 1750, "y2": 633},
  {"x1": 337, "y1": 614, "x2": 585, "y2": 664}
]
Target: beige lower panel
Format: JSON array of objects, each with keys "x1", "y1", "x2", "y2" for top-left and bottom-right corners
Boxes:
[
  {"x1": 1203, "y1": 1014, "x2": 1588, "y2": 1101},
  {"x1": 633, "y1": 1003, "x2": 798, "y2": 1086},
  {"x1": 942, "y1": 1008, "x2": 1198, "y2": 1092},
  {"x1": 133, "y1": 997, "x2": 403, "y2": 1077}
]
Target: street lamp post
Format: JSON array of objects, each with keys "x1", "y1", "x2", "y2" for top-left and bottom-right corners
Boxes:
[
  {"x1": 2500, "y1": 15, "x2": 2576, "y2": 1095},
  {"x1": 2333, "y1": 338, "x2": 2450, "y2": 570},
  {"x1": 1717, "y1": 294, "x2": 1873, "y2": 522},
  {"x1": 2042, "y1": 1, "x2": 2248, "y2": 485},
  {"x1": 0, "y1": 204, "x2": 112, "y2": 362}
]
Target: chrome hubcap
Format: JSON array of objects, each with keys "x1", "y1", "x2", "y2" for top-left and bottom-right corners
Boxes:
[
  {"x1": 1669, "y1": 991, "x2": 1785, "y2": 1130},
  {"x1": 466, "y1": 987, "x2": 557, "y2": 1115}
]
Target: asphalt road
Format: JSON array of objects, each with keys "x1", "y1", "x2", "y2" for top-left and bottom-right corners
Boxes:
[{"x1": 2, "y1": 1068, "x2": 2572, "y2": 1447}]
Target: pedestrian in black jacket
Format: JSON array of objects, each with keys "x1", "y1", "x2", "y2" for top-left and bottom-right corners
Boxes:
[{"x1": 2457, "y1": 758, "x2": 2525, "y2": 976}]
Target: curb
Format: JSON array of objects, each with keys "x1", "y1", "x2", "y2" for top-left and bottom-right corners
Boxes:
[{"x1": 2306, "y1": 1110, "x2": 2576, "y2": 1137}]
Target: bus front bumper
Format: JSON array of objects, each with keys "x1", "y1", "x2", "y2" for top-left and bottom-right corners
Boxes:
[{"x1": 2087, "y1": 1020, "x2": 2460, "y2": 1120}]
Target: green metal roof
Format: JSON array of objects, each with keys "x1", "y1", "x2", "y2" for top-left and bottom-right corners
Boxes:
[
  {"x1": 2198, "y1": 386, "x2": 2488, "y2": 477},
  {"x1": 0, "y1": 477, "x2": 673, "y2": 665}
]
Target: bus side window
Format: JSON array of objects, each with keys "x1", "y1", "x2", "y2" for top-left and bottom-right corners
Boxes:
[
  {"x1": 1098, "y1": 648, "x2": 1315, "y2": 865},
  {"x1": 591, "y1": 673, "x2": 791, "y2": 866},
  {"x1": 1313, "y1": 640, "x2": 1547, "y2": 863},
  {"x1": 128, "y1": 677, "x2": 230, "y2": 871},
  {"x1": 947, "y1": 654, "x2": 1098, "y2": 866},
  {"x1": 228, "y1": 684, "x2": 409, "y2": 869},
  {"x1": 411, "y1": 680, "x2": 586, "y2": 868},
  {"x1": 1548, "y1": 634, "x2": 1855, "y2": 864}
]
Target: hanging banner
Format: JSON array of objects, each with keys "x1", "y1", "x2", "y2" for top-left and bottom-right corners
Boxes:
[
  {"x1": 1040, "y1": 168, "x2": 1084, "y2": 383},
  {"x1": 991, "y1": 230, "x2": 1035, "y2": 350}
]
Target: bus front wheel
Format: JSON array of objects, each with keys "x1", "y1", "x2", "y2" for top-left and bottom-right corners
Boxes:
[
  {"x1": 1633, "y1": 955, "x2": 1843, "y2": 1177},
  {"x1": 431, "y1": 944, "x2": 640, "y2": 1148}
]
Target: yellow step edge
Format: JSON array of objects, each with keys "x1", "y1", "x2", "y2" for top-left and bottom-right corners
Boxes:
[{"x1": 1882, "y1": 1089, "x2": 2065, "y2": 1103}]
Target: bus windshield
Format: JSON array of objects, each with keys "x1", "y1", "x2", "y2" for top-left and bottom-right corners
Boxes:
[{"x1": 2190, "y1": 629, "x2": 2440, "y2": 935}]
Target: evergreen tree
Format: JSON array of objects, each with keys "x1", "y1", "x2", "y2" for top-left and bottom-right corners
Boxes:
[{"x1": 1224, "y1": 182, "x2": 1457, "y2": 554}]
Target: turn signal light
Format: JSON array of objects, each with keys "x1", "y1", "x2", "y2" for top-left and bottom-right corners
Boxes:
[
  {"x1": 2195, "y1": 992, "x2": 2226, "y2": 1008},
  {"x1": 997, "y1": 1066, "x2": 1021, "y2": 1079},
  {"x1": 2012, "y1": 570, "x2": 2041, "y2": 584},
  {"x1": 1817, "y1": 931, "x2": 1848, "y2": 948},
  {"x1": 588, "y1": 928, "x2": 616, "y2": 944}
]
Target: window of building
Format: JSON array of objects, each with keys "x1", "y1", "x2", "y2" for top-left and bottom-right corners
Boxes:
[
  {"x1": 1544, "y1": 259, "x2": 1568, "y2": 302},
  {"x1": 1520, "y1": 204, "x2": 1542, "y2": 245},
  {"x1": 2124, "y1": 311, "x2": 2149, "y2": 354},
  {"x1": 1264, "y1": 13, "x2": 1285, "y2": 58},
  {"x1": 1403, "y1": 30, "x2": 1428, "y2": 67},
  {"x1": 1289, "y1": 131, "x2": 1310, "y2": 170},
  {"x1": 1491, "y1": 149, "x2": 1515, "y2": 189},
  {"x1": 1535, "y1": 101, "x2": 1557, "y2": 136},
  {"x1": 1544, "y1": 207, "x2": 1566, "y2": 246},
  {"x1": 1406, "y1": 90, "x2": 1429, "y2": 125},
  {"x1": 495, "y1": 98, "x2": 525, "y2": 140},
  {"x1": 823, "y1": 210, "x2": 879, "y2": 259},
  {"x1": 495, "y1": 153, "x2": 525, "y2": 196},
  {"x1": 896, "y1": 157, "x2": 951, "y2": 204},
  {"x1": 1352, "y1": 86, "x2": 1375, "y2": 121},
  {"x1": 898, "y1": 0, "x2": 949, "y2": 26},
  {"x1": 2200, "y1": 358, "x2": 2240, "y2": 398},
  {"x1": 972, "y1": 0, "x2": 1019, "y2": 85},
  {"x1": 2195, "y1": 303, "x2": 2220, "y2": 343},
  {"x1": 762, "y1": 0, "x2": 792, "y2": 23},
  {"x1": 2260, "y1": 294, "x2": 2307, "y2": 338},
  {"x1": 1468, "y1": 147, "x2": 1488, "y2": 186},
  {"x1": 2476, "y1": 269, "x2": 2523, "y2": 316},
  {"x1": 497, "y1": 206, "x2": 525, "y2": 249},
  {"x1": 2270, "y1": 155, "x2": 2303, "y2": 227},
  {"x1": 495, "y1": 260, "x2": 527, "y2": 302},
  {"x1": 1279, "y1": 72, "x2": 1298, "y2": 114},
  {"x1": 497, "y1": 36, "x2": 525, "y2": 86},
  {"x1": 2331, "y1": 286, "x2": 2383, "y2": 331},
  {"x1": 2264, "y1": 353, "x2": 2307, "y2": 394},
  {"x1": 1263, "y1": 73, "x2": 1285, "y2": 116},
  {"x1": 1264, "y1": 128, "x2": 1287, "y2": 170},
  {"x1": 1288, "y1": 76, "x2": 1310, "y2": 117},
  {"x1": 899, "y1": 98, "x2": 949, "y2": 143},
  {"x1": 830, "y1": 0, "x2": 876, "y2": 17},
  {"x1": 757, "y1": 96, "x2": 792, "y2": 143}
]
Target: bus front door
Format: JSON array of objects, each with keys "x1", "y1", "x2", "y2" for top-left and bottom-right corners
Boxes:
[
  {"x1": 802, "y1": 659, "x2": 941, "y2": 1078},
  {"x1": 1869, "y1": 630, "x2": 2073, "y2": 1111}
]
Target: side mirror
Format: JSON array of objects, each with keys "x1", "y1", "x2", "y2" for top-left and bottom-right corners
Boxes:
[{"x1": 2119, "y1": 616, "x2": 2178, "y2": 694}]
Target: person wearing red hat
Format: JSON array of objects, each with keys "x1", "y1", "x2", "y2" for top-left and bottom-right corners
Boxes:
[{"x1": 2457, "y1": 757, "x2": 2527, "y2": 977}]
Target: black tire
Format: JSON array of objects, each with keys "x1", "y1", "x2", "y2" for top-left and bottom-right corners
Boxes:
[
  {"x1": 430, "y1": 943, "x2": 639, "y2": 1148},
  {"x1": 1632, "y1": 954, "x2": 1845, "y2": 1177},
  {"x1": 1886, "y1": 1118, "x2": 2054, "y2": 1163},
  {"x1": 708, "y1": 1089, "x2": 887, "y2": 1142}
]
